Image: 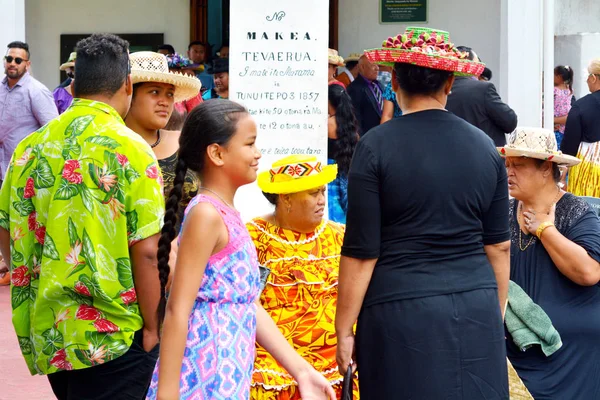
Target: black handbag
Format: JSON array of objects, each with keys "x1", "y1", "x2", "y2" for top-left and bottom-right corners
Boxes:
[{"x1": 341, "y1": 365, "x2": 354, "y2": 400}]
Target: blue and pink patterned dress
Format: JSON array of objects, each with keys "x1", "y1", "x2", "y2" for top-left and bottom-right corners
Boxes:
[{"x1": 146, "y1": 194, "x2": 261, "y2": 400}]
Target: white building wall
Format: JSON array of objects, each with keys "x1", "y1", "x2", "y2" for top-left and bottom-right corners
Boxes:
[
  {"x1": 338, "y1": 0, "x2": 502, "y2": 92},
  {"x1": 0, "y1": 0, "x2": 26, "y2": 52},
  {"x1": 25, "y1": 0, "x2": 190, "y2": 89},
  {"x1": 555, "y1": 0, "x2": 600, "y2": 36}
]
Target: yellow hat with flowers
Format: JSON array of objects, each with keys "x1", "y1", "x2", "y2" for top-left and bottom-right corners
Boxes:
[{"x1": 258, "y1": 155, "x2": 338, "y2": 194}]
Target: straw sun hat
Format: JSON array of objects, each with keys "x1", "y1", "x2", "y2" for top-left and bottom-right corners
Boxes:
[
  {"x1": 59, "y1": 52, "x2": 76, "y2": 71},
  {"x1": 258, "y1": 155, "x2": 338, "y2": 194},
  {"x1": 498, "y1": 127, "x2": 580, "y2": 167},
  {"x1": 129, "y1": 51, "x2": 201, "y2": 102},
  {"x1": 328, "y1": 49, "x2": 345, "y2": 67},
  {"x1": 364, "y1": 27, "x2": 485, "y2": 76}
]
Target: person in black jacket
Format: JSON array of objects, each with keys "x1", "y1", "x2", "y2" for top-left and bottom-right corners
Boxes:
[
  {"x1": 560, "y1": 61, "x2": 600, "y2": 157},
  {"x1": 446, "y1": 47, "x2": 518, "y2": 146},
  {"x1": 347, "y1": 55, "x2": 383, "y2": 136}
]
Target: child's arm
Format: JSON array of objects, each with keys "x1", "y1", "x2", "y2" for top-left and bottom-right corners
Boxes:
[
  {"x1": 156, "y1": 203, "x2": 226, "y2": 400},
  {"x1": 255, "y1": 303, "x2": 336, "y2": 400}
]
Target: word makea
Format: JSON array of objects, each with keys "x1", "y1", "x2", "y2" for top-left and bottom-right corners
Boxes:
[{"x1": 247, "y1": 32, "x2": 312, "y2": 40}]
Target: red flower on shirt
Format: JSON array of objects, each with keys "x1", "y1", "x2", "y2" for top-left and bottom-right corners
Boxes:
[
  {"x1": 76, "y1": 304, "x2": 101, "y2": 321},
  {"x1": 94, "y1": 319, "x2": 119, "y2": 333},
  {"x1": 49, "y1": 349, "x2": 73, "y2": 371},
  {"x1": 23, "y1": 177, "x2": 35, "y2": 199},
  {"x1": 145, "y1": 165, "x2": 159, "y2": 180},
  {"x1": 74, "y1": 281, "x2": 91, "y2": 297},
  {"x1": 120, "y1": 288, "x2": 137, "y2": 305},
  {"x1": 62, "y1": 159, "x2": 83, "y2": 184},
  {"x1": 35, "y1": 226, "x2": 46, "y2": 245},
  {"x1": 28, "y1": 212, "x2": 37, "y2": 232},
  {"x1": 11, "y1": 266, "x2": 30, "y2": 287},
  {"x1": 116, "y1": 153, "x2": 129, "y2": 167}
]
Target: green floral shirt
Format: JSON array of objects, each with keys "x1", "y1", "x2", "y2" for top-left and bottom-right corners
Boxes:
[{"x1": 0, "y1": 98, "x2": 164, "y2": 375}]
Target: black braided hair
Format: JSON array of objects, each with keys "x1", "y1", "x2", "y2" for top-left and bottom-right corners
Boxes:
[
  {"x1": 156, "y1": 99, "x2": 248, "y2": 330},
  {"x1": 328, "y1": 85, "x2": 359, "y2": 177}
]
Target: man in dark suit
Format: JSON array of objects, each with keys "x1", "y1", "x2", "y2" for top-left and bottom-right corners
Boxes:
[
  {"x1": 347, "y1": 55, "x2": 383, "y2": 136},
  {"x1": 446, "y1": 47, "x2": 517, "y2": 146}
]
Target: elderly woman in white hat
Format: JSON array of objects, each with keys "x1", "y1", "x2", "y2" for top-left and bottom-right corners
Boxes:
[{"x1": 500, "y1": 127, "x2": 600, "y2": 399}]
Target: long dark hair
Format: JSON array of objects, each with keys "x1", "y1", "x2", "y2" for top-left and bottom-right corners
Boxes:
[
  {"x1": 554, "y1": 65, "x2": 574, "y2": 93},
  {"x1": 328, "y1": 85, "x2": 358, "y2": 176},
  {"x1": 156, "y1": 99, "x2": 248, "y2": 329}
]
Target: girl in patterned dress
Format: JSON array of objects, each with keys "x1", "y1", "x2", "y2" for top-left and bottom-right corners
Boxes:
[
  {"x1": 146, "y1": 99, "x2": 336, "y2": 400},
  {"x1": 553, "y1": 65, "x2": 574, "y2": 148}
]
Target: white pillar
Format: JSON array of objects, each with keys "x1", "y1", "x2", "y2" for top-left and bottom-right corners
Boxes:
[
  {"x1": 500, "y1": 0, "x2": 544, "y2": 128},
  {"x1": 0, "y1": 0, "x2": 26, "y2": 50},
  {"x1": 543, "y1": 0, "x2": 555, "y2": 130}
]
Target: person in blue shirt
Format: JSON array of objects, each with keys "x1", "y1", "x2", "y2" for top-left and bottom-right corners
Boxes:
[{"x1": 202, "y1": 58, "x2": 228, "y2": 100}]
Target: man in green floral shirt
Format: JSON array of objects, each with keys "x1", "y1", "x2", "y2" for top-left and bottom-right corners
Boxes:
[{"x1": 0, "y1": 34, "x2": 165, "y2": 399}]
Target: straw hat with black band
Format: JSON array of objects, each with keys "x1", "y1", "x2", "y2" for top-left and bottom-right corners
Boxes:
[{"x1": 129, "y1": 51, "x2": 201, "y2": 103}]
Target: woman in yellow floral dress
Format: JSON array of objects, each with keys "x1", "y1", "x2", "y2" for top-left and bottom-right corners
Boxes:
[{"x1": 247, "y1": 155, "x2": 359, "y2": 399}]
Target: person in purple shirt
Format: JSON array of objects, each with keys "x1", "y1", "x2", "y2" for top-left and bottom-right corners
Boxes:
[
  {"x1": 1, "y1": 41, "x2": 58, "y2": 183},
  {"x1": 53, "y1": 51, "x2": 76, "y2": 114}
]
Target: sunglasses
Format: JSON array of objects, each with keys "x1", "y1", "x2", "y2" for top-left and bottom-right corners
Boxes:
[{"x1": 4, "y1": 56, "x2": 28, "y2": 65}]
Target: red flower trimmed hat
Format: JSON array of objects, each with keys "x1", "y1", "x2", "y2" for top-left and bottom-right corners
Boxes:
[{"x1": 365, "y1": 27, "x2": 485, "y2": 76}]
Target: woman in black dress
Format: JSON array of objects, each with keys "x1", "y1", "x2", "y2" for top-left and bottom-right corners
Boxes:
[
  {"x1": 500, "y1": 127, "x2": 600, "y2": 399},
  {"x1": 335, "y1": 27, "x2": 510, "y2": 399}
]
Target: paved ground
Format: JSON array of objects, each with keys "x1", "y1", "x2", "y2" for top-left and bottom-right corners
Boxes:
[{"x1": 0, "y1": 286, "x2": 55, "y2": 400}]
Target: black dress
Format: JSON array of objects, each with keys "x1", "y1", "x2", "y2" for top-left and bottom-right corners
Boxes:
[
  {"x1": 507, "y1": 194, "x2": 600, "y2": 399},
  {"x1": 158, "y1": 152, "x2": 199, "y2": 231},
  {"x1": 342, "y1": 110, "x2": 510, "y2": 399}
]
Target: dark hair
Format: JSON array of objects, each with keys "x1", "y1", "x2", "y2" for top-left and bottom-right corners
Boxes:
[
  {"x1": 328, "y1": 84, "x2": 359, "y2": 176},
  {"x1": 345, "y1": 60, "x2": 358, "y2": 70},
  {"x1": 188, "y1": 41, "x2": 206, "y2": 51},
  {"x1": 158, "y1": 44, "x2": 175, "y2": 54},
  {"x1": 393, "y1": 62, "x2": 453, "y2": 96},
  {"x1": 262, "y1": 192, "x2": 279, "y2": 205},
  {"x1": 73, "y1": 33, "x2": 130, "y2": 97},
  {"x1": 156, "y1": 99, "x2": 248, "y2": 329},
  {"x1": 554, "y1": 65, "x2": 574, "y2": 93},
  {"x1": 481, "y1": 67, "x2": 493, "y2": 81},
  {"x1": 7, "y1": 41, "x2": 30, "y2": 58},
  {"x1": 533, "y1": 159, "x2": 561, "y2": 183},
  {"x1": 456, "y1": 46, "x2": 475, "y2": 61}
]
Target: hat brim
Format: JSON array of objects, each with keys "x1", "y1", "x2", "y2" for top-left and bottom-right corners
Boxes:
[
  {"x1": 257, "y1": 164, "x2": 338, "y2": 194},
  {"x1": 59, "y1": 62, "x2": 75, "y2": 71},
  {"x1": 498, "y1": 147, "x2": 581, "y2": 167},
  {"x1": 131, "y1": 70, "x2": 201, "y2": 102},
  {"x1": 364, "y1": 48, "x2": 485, "y2": 76},
  {"x1": 328, "y1": 57, "x2": 345, "y2": 67}
]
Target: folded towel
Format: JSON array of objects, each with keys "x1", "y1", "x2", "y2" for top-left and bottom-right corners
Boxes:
[{"x1": 505, "y1": 281, "x2": 562, "y2": 356}]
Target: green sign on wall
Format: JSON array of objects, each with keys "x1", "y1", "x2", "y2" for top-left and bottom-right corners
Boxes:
[{"x1": 381, "y1": 0, "x2": 428, "y2": 23}]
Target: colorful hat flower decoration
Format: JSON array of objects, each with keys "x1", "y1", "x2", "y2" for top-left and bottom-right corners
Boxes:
[
  {"x1": 364, "y1": 27, "x2": 485, "y2": 76},
  {"x1": 166, "y1": 53, "x2": 193, "y2": 69},
  {"x1": 258, "y1": 155, "x2": 338, "y2": 194}
]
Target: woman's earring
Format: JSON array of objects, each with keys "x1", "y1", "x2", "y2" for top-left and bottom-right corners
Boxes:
[{"x1": 287, "y1": 205, "x2": 291, "y2": 214}]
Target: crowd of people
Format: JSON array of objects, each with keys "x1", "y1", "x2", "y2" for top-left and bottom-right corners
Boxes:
[{"x1": 0, "y1": 23, "x2": 599, "y2": 400}]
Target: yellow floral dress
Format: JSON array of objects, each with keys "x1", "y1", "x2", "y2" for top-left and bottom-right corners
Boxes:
[{"x1": 247, "y1": 217, "x2": 359, "y2": 399}]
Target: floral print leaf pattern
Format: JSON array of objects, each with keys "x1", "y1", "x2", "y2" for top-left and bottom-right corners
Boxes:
[
  {"x1": 126, "y1": 211, "x2": 138, "y2": 237},
  {"x1": 41, "y1": 327, "x2": 64, "y2": 356},
  {"x1": 116, "y1": 258, "x2": 133, "y2": 289},
  {"x1": 31, "y1": 158, "x2": 56, "y2": 189},
  {"x1": 0, "y1": 99, "x2": 164, "y2": 375},
  {"x1": 81, "y1": 229, "x2": 97, "y2": 272},
  {"x1": 84, "y1": 136, "x2": 121, "y2": 150},
  {"x1": 54, "y1": 178, "x2": 80, "y2": 201},
  {"x1": 64, "y1": 115, "x2": 95, "y2": 137},
  {"x1": 42, "y1": 232, "x2": 60, "y2": 261},
  {"x1": 11, "y1": 285, "x2": 29, "y2": 309},
  {"x1": 18, "y1": 336, "x2": 32, "y2": 355},
  {"x1": 67, "y1": 218, "x2": 79, "y2": 248},
  {"x1": 0, "y1": 210, "x2": 9, "y2": 230},
  {"x1": 79, "y1": 185, "x2": 95, "y2": 214}
]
